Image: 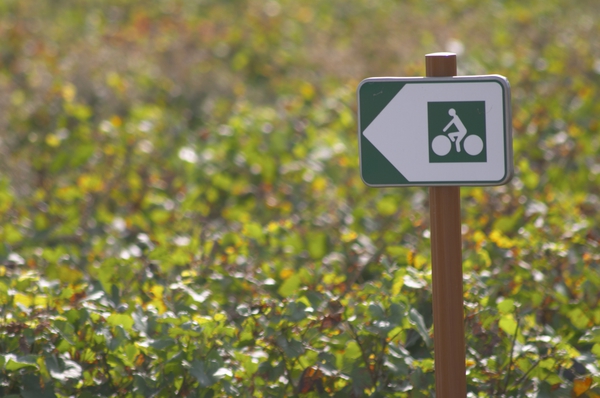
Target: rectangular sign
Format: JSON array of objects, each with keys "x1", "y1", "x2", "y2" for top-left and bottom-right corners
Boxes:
[{"x1": 358, "y1": 75, "x2": 513, "y2": 187}]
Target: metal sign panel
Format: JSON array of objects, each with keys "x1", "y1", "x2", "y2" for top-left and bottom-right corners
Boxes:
[{"x1": 358, "y1": 75, "x2": 513, "y2": 186}]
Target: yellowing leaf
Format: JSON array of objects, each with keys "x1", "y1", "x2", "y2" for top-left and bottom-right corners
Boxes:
[
  {"x1": 300, "y1": 82, "x2": 315, "y2": 100},
  {"x1": 149, "y1": 298, "x2": 167, "y2": 314},
  {"x1": 341, "y1": 231, "x2": 357, "y2": 243},
  {"x1": 267, "y1": 222, "x2": 279, "y2": 233},
  {"x1": 472, "y1": 230, "x2": 486, "y2": 246},
  {"x1": 110, "y1": 115, "x2": 122, "y2": 127},
  {"x1": 150, "y1": 285, "x2": 164, "y2": 299},
  {"x1": 417, "y1": 358, "x2": 434, "y2": 372},
  {"x1": 45, "y1": 134, "x2": 61, "y2": 147},
  {"x1": 77, "y1": 175, "x2": 104, "y2": 193},
  {"x1": 56, "y1": 265, "x2": 84, "y2": 284},
  {"x1": 193, "y1": 315, "x2": 213, "y2": 325},
  {"x1": 62, "y1": 83, "x2": 76, "y2": 102},
  {"x1": 14, "y1": 293, "x2": 32, "y2": 307},
  {"x1": 573, "y1": 377, "x2": 592, "y2": 396},
  {"x1": 413, "y1": 254, "x2": 428, "y2": 270},
  {"x1": 311, "y1": 176, "x2": 327, "y2": 192},
  {"x1": 213, "y1": 313, "x2": 226, "y2": 322},
  {"x1": 391, "y1": 275, "x2": 403, "y2": 296},
  {"x1": 181, "y1": 270, "x2": 197, "y2": 278},
  {"x1": 489, "y1": 230, "x2": 515, "y2": 248},
  {"x1": 33, "y1": 295, "x2": 48, "y2": 307},
  {"x1": 280, "y1": 269, "x2": 294, "y2": 279}
]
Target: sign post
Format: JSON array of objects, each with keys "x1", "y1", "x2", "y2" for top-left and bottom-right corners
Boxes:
[
  {"x1": 427, "y1": 52, "x2": 467, "y2": 397},
  {"x1": 357, "y1": 52, "x2": 512, "y2": 397}
]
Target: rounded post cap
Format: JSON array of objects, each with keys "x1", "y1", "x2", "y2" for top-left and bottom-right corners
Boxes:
[
  {"x1": 426, "y1": 52, "x2": 457, "y2": 58},
  {"x1": 426, "y1": 52, "x2": 457, "y2": 77}
]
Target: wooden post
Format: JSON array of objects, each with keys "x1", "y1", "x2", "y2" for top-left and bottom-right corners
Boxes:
[{"x1": 426, "y1": 52, "x2": 467, "y2": 397}]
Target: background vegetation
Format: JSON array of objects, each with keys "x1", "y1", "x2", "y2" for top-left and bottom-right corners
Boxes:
[{"x1": 1, "y1": 0, "x2": 600, "y2": 396}]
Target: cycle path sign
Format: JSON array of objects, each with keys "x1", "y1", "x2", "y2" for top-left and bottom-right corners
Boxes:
[{"x1": 358, "y1": 75, "x2": 513, "y2": 186}]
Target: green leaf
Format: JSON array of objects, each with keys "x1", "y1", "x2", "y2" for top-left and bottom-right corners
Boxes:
[
  {"x1": 213, "y1": 367, "x2": 233, "y2": 379},
  {"x1": 344, "y1": 341, "x2": 362, "y2": 360},
  {"x1": 499, "y1": 314, "x2": 518, "y2": 336},
  {"x1": 125, "y1": 343, "x2": 139, "y2": 363},
  {"x1": 368, "y1": 303, "x2": 385, "y2": 319},
  {"x1": 408, "y1": 308, "x2": 431, "y2": 347},
  {"x1": 284, "y1": 301, "x2": 307, "y2": 322},
  {"x1": 276, "y1": 336, "x2": 304, "y2": 358},
  {"x1": 278, "y1": 273, "x2": 301, "y2": 297},
  {"x1": 107, "y1": 313, "x2": 134, "y2": 331},
  {"x1": 389, "y1": 302, "x2": 406, "y2": 325},
  {"x1": 257, "y1": 361, "x2": 284, "y2": 382},
  {"x1": 307, "y1": 231, "x2": 327, "y2": 259},
  {"x1": 579, "y1": 327, "x2": 600, "y2": 344},
  {"x1": 337, "y1": 341, "x2": 363, "y2": 372},
  {"x1": 376, "y1": 196, "x2": 397, "y2": 216},
  {"x1": 49, "y1": 359, "x2": 82, "y2": 381},
  {"x1": 243, "y1": 222, "x2": 264, "y2": 242},
  {"x1": 592, "y1": 343, "x2": 600, "y2": 357},
  {"x1": 20, "y1": 373, "x2": 56, "y2": 398},
  {"x1": 185, "y1": 360, "x2": 218, "y2": 387},
  {"x1": 497, "y1": 299, "x2": 515, "y2": 314},
  {"x1": 4, "y1": 355, "x2": 38, "y2": 371},
  {"x1": 567, "y1": 308, "x2": 590, "y2": 330},
  {"x1": 150, "y1": 338, "x2": 176, "y2": 350},
  {"x1": 54, "y1": 320, "x2": 76, "y2": 346}
]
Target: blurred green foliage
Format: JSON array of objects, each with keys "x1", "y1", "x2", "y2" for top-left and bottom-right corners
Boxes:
[{"x1": 1, "y1": 0, "x2": 600, "y2": 396}]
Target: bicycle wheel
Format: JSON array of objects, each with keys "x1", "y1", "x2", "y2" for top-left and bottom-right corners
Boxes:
[
  {"x1": 463, "y1": 135, "x2": 484, "y2": 156},
  {"x1": 431, "y1": 135, "x2": 452, "y2": 156}
]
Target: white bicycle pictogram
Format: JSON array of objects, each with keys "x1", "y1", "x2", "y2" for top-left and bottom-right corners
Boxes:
[{"x1": 431, "y1": 108, "x2": 484, "y2": 157}]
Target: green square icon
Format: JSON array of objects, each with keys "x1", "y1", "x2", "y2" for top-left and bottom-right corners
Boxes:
[{"x1": 428, "y1": 101, "x2": 487, "y2": 163}]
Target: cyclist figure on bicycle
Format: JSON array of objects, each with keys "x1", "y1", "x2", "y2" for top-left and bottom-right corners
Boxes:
[{"x1": 443, "y1": 108, "x2": 467, "y2": 152}]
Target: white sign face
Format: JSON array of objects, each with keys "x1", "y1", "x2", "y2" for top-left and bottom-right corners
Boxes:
[{"x1": 358, "y1": 75, "x2": 513, "y2": 187}]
